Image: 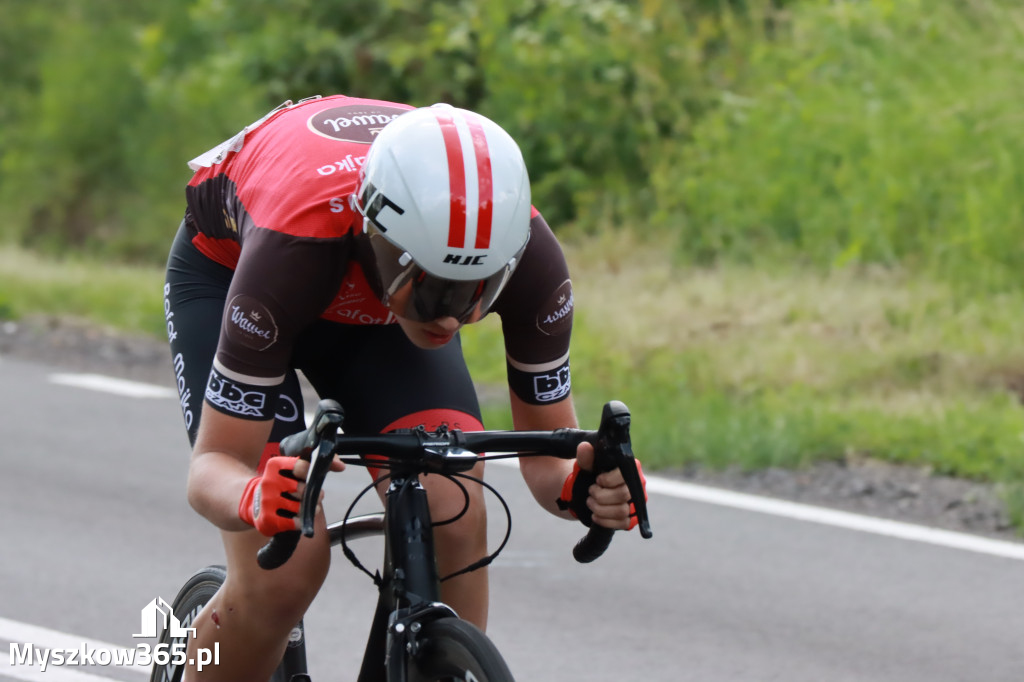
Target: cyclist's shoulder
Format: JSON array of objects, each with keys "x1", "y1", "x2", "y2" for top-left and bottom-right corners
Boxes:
[
  {"x1": 488, "y1": 208, "x2": 574, "y2": 367},
  {"x1": 190, "y1": 94, "x2": 414, "y2": 189},
  {"x1": 493, "y1": 210, "x2": 571, "y2": 313},
  {"x1": 189, "y1": 97, "x2": 413, "y2": 244}
]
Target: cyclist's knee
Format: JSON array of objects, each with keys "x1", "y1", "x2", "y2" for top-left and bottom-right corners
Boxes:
[
  {"x1": 432, "y1": 487, "x2": 488, "y2": 552},
  {"x1": 222, "y1": 533, "x2": 331, "y2": 624}
]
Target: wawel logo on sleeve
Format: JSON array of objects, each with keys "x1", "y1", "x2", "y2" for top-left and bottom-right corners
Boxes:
[
  {"x1": 537, "y1": 280, "x2": 574, "y2": 337},
  {"x1": 225, "y1": 295, "x2": 279, "y2": 351}
]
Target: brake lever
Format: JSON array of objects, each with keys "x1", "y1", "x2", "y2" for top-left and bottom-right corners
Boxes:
[
  {"x1": 297, "y1": 402, "x2": 345, "y2": 538},
  {"x1": 595, "y1": 401, "x2": 652, "y2": 539},
  {"x1": 258, "y1": 400, "x2": 344, "y2": 570},
  {"x1": 572, "y1": 401, "x2": 652, "y2": 563},
  {"x1": 279, "y1": 399, "x2": 346, "y2": 459}
]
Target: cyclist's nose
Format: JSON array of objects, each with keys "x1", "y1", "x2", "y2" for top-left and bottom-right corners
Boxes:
[{"x1": 432, "y1": 316, "x2": 461, "y2": 332}]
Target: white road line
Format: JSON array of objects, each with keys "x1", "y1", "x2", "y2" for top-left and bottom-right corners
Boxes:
[
  {"x1": 0, "y1": 617, "x2": 149, "y2": 677},
  {"x1": 1, "y1": 665, "x2": 122, "y2": 682},
  {"x1": 646, "y1": 478, "x2": 1024, "y2": 561},
  {"x1": 5, "y1": 377, "x2": 1024, "y2": 682},
  {"x1": 45, "y1": 378, "x2": 1024, "y2": 563},
  {"x1": 48, "y1": 374, "x2": 177, "y2": 399},
  {"x1": 307, "y1": 411, "x2": 1024, "y2": 561},
  {"x1": 480, "y1": 456, "x2": 1024, "y2": 560}
]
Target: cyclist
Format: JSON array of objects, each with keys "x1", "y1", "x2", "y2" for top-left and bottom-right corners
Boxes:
[{"x1": 163, "y1": 94, "x2": 647, "y2": 681}]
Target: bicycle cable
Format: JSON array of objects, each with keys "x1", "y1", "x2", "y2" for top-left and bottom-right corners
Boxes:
[{"x1": 332, "y1": 455, "x2": 513, "y2": 585}]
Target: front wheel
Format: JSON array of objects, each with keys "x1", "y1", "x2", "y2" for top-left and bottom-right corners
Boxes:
[
  {"x1": 409, "y1": 617, "x2": 515, "y2": 682},
  {"x1": 149, "y1": 565, "x2": 226, "y2": 682},
  {"x1": 149, "y1": 565, "x2": 307, "y2": 682}
]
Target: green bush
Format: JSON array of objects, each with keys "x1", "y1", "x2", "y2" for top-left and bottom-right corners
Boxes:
[
  {"x1": 0, "y1": 0, "x2": 724, "y2": 261},
  {"x1": 657, "y1": 0, "x2": 1024, "y2": 290},
  {"x1": 5, "y1": 0, "x2": 1024, "y2": 285}
]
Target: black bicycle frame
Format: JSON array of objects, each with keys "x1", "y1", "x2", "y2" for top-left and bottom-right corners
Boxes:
[
  {"x1": 356, "y1": 471, "x2": 458, "y2": 682},
  {"x1": 261, "y1": 397, "x2": 653, "y2": 682}
]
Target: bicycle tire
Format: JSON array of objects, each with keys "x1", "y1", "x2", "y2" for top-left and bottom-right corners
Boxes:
[
  {"x1": 149, "y1": 565, "x2": 305, "y2": 682},
  {"x1": 409, "y1": 617, "x2": 515, "y2": 682},
  {"x1": 149, "y1": 565, "x2": 226, "y2": 682}
]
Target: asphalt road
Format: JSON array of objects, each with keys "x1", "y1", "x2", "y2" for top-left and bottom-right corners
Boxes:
[{"x1": 2, "y1": 355, "x2": 1023, "y2": 681}]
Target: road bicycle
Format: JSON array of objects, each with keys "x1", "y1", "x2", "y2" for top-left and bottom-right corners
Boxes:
[{"x1": 150, "y1": 398, "x2": 652, "y2": 682}]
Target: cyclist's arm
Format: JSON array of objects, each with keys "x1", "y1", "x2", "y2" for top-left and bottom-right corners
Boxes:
[
  {"x1": 511, "y1": 392, "x2": 579, "y2": 519},
  {"x1": 184, "y1": 229, "x2": 349, "y2": 531},
  {"x1": 188, "y1": 406, "x2": 275, "y2": 531},
  {"x1": 512, "y1": 393, "x2": 635, "y2": 529}
]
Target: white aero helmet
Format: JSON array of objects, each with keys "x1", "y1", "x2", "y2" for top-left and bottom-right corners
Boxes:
[{"x1": 352, "y1": 104, "x2": 531, "y2": 322}]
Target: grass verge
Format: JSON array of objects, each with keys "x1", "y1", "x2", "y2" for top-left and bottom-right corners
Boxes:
[
  {"x1": 463, "y1": 232, "x2": 1024, "y2": 530},
  {"x1": 4, "y1": 239, "x2": 1023, "y2": 529},
  {"x1": 0, "y1": 247, "x2": 167, "y2": 336}
]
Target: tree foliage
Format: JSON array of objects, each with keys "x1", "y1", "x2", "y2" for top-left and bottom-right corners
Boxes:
[
  {"x1": 2, "y1": 0, "x2": 1022, "y2": 292},
  {"x1": 0, "y1": 0, "x2": 737, "y2": 261},
  {"x1": 655, "y1": 0, "x2": 1024, "y2": 289}
]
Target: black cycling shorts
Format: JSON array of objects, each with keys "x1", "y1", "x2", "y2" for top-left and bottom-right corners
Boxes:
[{"x1": 163, "y1": 221, "x2": 483, "y2": 459}]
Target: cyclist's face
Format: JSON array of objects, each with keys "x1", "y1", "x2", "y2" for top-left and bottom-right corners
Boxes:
[
  {"x1": 391, "y1": 284, "x2": 487, "y2": 350},
  {"x1": 394, "y1": 314, "x2": 461, "y2": 349},
  {"x1": 381, "y1": 272, "x2": 488, "y2": 324},
  {"x1": 389, "y1": 281, "x2": 483, "y2": 349}
]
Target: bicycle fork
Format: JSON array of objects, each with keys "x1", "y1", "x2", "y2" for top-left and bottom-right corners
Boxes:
[{"x1": 357, "y1": 474, "x2": 457, "y2": 682}]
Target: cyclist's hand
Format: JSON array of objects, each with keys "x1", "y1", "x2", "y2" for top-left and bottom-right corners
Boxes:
[
  {"x1": 238, "y1": 456, "x2": 346, "y2": 535},
  {"x1": 238, "y1": 456, "x2": 304, "y2": 536},
  {"x1": 559, "y1": 442, "x2": 648, "y2": 531}
]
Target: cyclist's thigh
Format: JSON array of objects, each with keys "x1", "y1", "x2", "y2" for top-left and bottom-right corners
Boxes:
[{"x1": 164, "y1": 221, "x2": 305, "y2": 450}]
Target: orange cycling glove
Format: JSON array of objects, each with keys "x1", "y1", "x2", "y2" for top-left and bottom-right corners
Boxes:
[
  {"x1": 238, "y1": 456, "x2": 302, "y2": 536},
  {"x1": 557, "y1": 460, "x2": 648, "y2": 530}
]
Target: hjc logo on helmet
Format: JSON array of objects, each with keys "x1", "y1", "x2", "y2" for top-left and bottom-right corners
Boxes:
[
  {"x1": 444, "y1": 254, "x2": 488, "y2": 266},
  {"x1": 358, "y1": 181, "x2": 405, "y2": 233}
]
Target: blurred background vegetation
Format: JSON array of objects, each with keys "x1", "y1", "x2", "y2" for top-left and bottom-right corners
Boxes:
[
  {"x1": 9, "y1": 0, "x2": 1023, "y2": 281},
  {"x1": 4, "y1": 0, "x2": 1024, "y2": 527}
]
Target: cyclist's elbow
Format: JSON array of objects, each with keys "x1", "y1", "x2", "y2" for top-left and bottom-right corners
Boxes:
[
  {"x1": 185, "y1": 470, "x2": 204, "y2": 513},
  {"x1": 185, "y1": 461, "x2": 214, "y2": 519},
  {"x1": 185, "y1": 452, "x2": 248, "y2": 530}
]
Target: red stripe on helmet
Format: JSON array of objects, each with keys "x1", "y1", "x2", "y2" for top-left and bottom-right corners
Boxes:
[
  {"x1": 437, "y1": 114, "x2": 467, "y2": 249},
  {"x1": 467, "y1": 118, "x2": 493, "y2": 249}
]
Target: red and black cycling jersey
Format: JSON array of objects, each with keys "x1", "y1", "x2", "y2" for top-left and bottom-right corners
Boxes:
[{"x1": 183, "y1": 95, "x2": 573, "y2": 407}]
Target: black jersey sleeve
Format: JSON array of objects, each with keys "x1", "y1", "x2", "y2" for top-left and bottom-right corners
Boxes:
[
  {"x1": 213, "y1": 227, "x2": 351, "y2": 383},
  {"x1": 491, "y1": 213, "x2": 574, "y2": 405}
]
